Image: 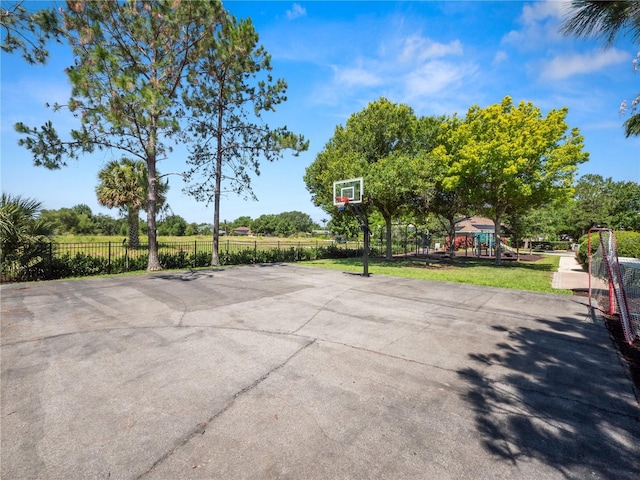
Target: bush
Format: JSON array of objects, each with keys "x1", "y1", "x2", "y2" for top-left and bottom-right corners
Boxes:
[
  {"x1": 577, "y1": 230, "x2": 640, "y2": 266},
  {"x1": 50, "y1": 253, "x2": 109, "y2": 279},
  {"x1": 615, "y1": 231, "x2": 640, "y2": 258}
]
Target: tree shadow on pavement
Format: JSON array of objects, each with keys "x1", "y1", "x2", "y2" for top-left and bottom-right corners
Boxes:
[
  {"x1": 150, "y1": 269, "x2": 224, "y2": 281},
  {"x1": 457, "y1": 316, "x2": 640, "y2": 480}
]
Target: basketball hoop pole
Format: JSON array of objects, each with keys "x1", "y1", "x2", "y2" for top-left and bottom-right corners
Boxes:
[
  {"x1": 350, "y1": 203, "x2": 370, "y2": 277},
  {"x1": 333, "y1": 177, "x2": 368, "y2": 277}
]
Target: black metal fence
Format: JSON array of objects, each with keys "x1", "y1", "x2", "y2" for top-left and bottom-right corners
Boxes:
[{"x1": 2, "y1": 239, "x2": 388, "y2": 283}]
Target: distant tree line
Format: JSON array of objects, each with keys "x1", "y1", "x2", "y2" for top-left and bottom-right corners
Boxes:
[
  {"x1": 32, "y1": 204, "x2": 320, "y2": 239},
  {"x1": 27, "y1": 171, "x2": 639, "y2": 244},
  {"x1": 335, "y1": 173, "x2": 640, "y2": 247}
]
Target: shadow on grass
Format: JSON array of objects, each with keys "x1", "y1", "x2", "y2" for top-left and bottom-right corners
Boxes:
[
  {"x1": 318, "y1": 255, "x2": 557, "y2": 273},
  {"x1": 457, "y1": 315, "x2": 640, "y2": 479}
]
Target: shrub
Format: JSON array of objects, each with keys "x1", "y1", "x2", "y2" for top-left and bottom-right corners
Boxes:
[
  {"x1": 615, "y1": 231, "x2": 640, "y2": 258},
  {"x1": 577, "y1": 230, "x2": 640, "y2": 266},
  {"x1": 50, "y1": 253, "x2": 109, "y2": 279}
]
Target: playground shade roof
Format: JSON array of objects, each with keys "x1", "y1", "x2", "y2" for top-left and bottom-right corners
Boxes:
[{"x1": 455, "y1": 216, "x2": 495, "y2": 234}]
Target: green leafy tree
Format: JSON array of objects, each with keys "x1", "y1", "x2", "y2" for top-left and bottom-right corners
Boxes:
[
  {"x1": 0, "y1": 194, "x2": 54, "y2": 278},
  {"x1": 277, "y1": 211, "x2": 316, "y2": 234},
  {"x1": 610, "y1": 180, "x2": 640, "y2": 231},
  {"x1": 182, "y1": 12, "x2": 308, "y2": 266},
  {"x1": 304, "y1": 98, "x2": 432, "y2": 260},
  {"x1": 275, "y1": 219, "x2": 295, "y2": 237},
  {"x1": 440, "y1": 96, "x2": 588, "y2": 264},
  {"x1": 252, "y1": 214, "x2": 278, "y2": 236},
  {"x1": 14, "y1": 1, "x2": 226, "y2": 270},
  {"x1": 423, "y1": 116, "x2": 472, "y2": 257},
  {"x1": 561, "y1": 1, "x2": 640, "y2": 137},
  {"x1": 96, "y1": 158, "x2": 168, "y2": 248},
  {"x1": 72, "y1": 204, "x2": 92, "y2": 217},
  {"x1": 1, "y1": 0, "x2": 61, "y2": 64},
  {"x1": 92, "y1": 213, "x2": 123, "y2": 236},
  {"x1": 41, "y1": 207, "x2": 93, "y2": 235},
  {"x1": 571, "y1": 174, "x2": 615, "y2": 236},
  {"x1": 328, "y1": 213, "x2": 362, "y2": 241},
  {"x1": 157, "y1": 214, "x2": 187, "y2": 237}
]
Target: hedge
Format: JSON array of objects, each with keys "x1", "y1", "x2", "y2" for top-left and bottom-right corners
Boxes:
[{"x1": 577, "y1": 230, "x2": 640, "y2": 266}]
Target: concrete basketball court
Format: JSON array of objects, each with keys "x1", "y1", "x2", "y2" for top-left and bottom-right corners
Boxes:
[{"x1": 1, "y1": 264, "x2": 639, "y2": 479}]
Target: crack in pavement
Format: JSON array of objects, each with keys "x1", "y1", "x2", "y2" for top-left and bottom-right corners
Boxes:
[{"x1": 135, "y1": 338, "x2": 317, "y2": 479}]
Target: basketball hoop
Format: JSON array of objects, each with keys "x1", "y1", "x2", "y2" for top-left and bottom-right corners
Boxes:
[{"x1": 335, "y1": 196, "x2": 350, "y2": 211}]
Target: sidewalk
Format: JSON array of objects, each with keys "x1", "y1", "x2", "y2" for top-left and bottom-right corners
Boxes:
[{"x1": 552, "y1": 253, "x2": 589, "y2": 291}]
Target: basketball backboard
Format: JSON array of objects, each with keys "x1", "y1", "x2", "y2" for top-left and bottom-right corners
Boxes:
[{"x1": 333, "y1": 177, "x2": 363, "y2": 205}]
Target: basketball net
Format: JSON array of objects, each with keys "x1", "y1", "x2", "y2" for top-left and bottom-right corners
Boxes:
[{"x1": 335, "y1": 196, "x2": 350, "y2": 211}]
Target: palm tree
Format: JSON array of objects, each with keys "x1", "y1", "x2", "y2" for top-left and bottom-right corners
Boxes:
[
  {"x1": 560, "y1": 1, "x2": 640, "y2": 44},
  {"x1": 561, "y1": 1, "x2": 640, "y2": 137},
  {"x1": 0, "y1": 193, "x2": 54, "y2": 279},
  {"x1": 96, "y1": 158, "x2": 168, "y2": 248},
  {"x1": 624, "y1": 112, "x2": 640, "y2": 137}
]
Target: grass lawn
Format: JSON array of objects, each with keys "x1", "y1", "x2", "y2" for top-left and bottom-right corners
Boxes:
[{"x1": 301, "y1": 254, "x2": 570, "y2": 295}]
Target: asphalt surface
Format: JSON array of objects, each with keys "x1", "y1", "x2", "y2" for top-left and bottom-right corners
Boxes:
[{"x1": 1, "y1": 264, "x2": 639, "y2": 480}]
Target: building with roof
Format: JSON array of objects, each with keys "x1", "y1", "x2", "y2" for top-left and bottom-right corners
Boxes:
[
  {"x1": 455, "y1": 216, "x2": 495, "y2": 237},
  {"x1": 232, "y1": 226, "x2": 252, "y2": 236}
]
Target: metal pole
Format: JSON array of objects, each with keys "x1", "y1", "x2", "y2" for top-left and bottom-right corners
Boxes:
[{"x1": 363, "y1": 213, "x2": 370, "y2": 277}]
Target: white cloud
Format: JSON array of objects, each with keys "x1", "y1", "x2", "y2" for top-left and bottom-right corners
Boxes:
[
  {"x1": 403, "y1": 61, "x2": 467, "y2": 99},
  {"x1": 310, "y1": 27, "x2": 477, "y2": 114},
  {"x1": 399, "y1": 36, "x2": 463, "y2": 63},
  {"x1": 286, "y1": 3, "x2": 306, "y2": 20},
  {"x1": 521, "y1": 0, "x2": 568, "y2": 24},
  {"x1": 493, "y1": 50, "x2": 508, "y2": 65},
  {"x1": 540, "y1": 48, "x2": 629, "y2": 80},
  {"x1": 502, "y1": 0, "x2": 568, "y2": 50},
  {"x1": 333, "y1": 65, "x2": 383, "y2": 88}
]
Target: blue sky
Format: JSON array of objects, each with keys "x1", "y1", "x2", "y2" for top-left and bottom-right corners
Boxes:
[{"x1": 2, "y1": 0, "x2": 639, "y2": 226}]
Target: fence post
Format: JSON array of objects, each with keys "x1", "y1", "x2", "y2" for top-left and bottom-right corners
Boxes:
[
  {"x1": 254, "y1": 241, "x2": 257, "y2": 263},
  {"x1": 108, "y1": 242, "x2": 111, "y2": 274},
  {"x1": 194, "y1": 240, "x2": 197, "y2": 268}
]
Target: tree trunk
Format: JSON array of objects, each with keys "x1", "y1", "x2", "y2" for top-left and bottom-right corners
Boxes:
[
  {"x1": 385, "y1": 215, "x2": 393, "y2": 260},
  {"x1": 146, "y1": 126, "x2": 161, "y2": 271},
  {"x1": 494, "y1": 213, "x2": 503, "y2": 266},
  {"x1": 211, "y1": 97, "x2": 224, "y2": 267},
  {"x1": 448, "y1": 217, "x2": 456, "y2": 257},
  {"x1": 127, "y1": 207, "x2": 140, "y2": 249},
  {"x1": 211, "y1": 151, "x2": 222, "y2": 266}
]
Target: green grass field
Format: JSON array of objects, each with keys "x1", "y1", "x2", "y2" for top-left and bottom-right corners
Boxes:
[{"x1": 300, "y1": 255, "x2": 568, "y2": 295}]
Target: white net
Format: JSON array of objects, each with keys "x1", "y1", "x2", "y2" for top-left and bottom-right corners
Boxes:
[{"x1": 589, "y1": 229, "x2": 640, "y2": 344}]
